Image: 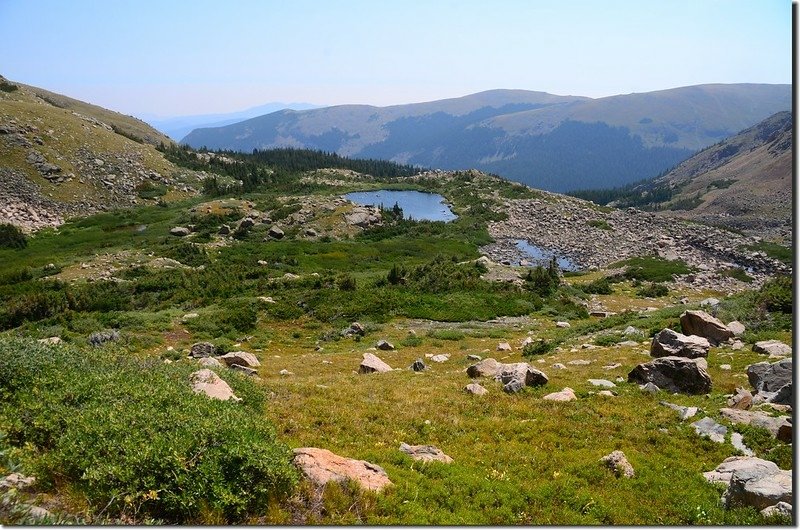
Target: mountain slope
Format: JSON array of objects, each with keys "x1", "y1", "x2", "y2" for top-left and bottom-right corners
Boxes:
[
  {"x1": 182, "y1": 84, "x2": 790, "y2": 192},
  {"x1": 647, "y1": 111, "x2": 793, "y2": 242},
  {"x1": 0, "y1": 76, "x2": 202, "y2": 231}
]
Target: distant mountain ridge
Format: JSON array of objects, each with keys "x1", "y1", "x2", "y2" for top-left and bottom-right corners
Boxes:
[
  {"x1": 182, "y1": 84, "x2": 791, "y2": 192},
  {"x1": 142, "y1": 102, "x2": 321, "y2": 142}
]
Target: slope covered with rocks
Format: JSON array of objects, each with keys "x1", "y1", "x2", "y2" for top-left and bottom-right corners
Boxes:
[{"x1": 0, "y1": 76, "x2": 203, "y2": 231}]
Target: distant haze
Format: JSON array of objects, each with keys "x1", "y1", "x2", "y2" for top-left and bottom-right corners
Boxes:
[{"x1": 0, "y1": 0, "x2": 790, "y2": 117}]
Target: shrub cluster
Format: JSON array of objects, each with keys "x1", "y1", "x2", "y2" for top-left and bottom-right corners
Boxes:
[{"x1": 0, "y1": 338, "x2": 297, "y2": 523}]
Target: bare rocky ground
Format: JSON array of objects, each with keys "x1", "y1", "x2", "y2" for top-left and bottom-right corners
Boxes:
[{"x1": 481, "y1": 191, "x2": 790, "y2": 293}]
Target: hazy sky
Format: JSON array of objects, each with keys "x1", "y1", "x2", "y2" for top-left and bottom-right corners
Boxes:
[{"x1": 0, "y1": 0, "x2": 791, "y2": 118}]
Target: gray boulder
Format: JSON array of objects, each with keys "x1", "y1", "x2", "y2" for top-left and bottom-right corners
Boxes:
[
  {"x1": 498, "y1": 362, "x2": 548, "y2": 393},
  {"x1": 628, "y1": 356, "x2": 712, "y2": 394},
  {"x1": 170, "y1": 226, "x2": 190, "y2": 237},
  {"x1": 680, "y1": 310, "x2": 734, "y2": 345},
  {"x1": 376, "y1": 340, "x2": 395, "y2": 351},
  {"x1": 650, "y1": 328, "x2": 710, "y2": 359},
  {"x1": 722, "y1": 460, "x2": 792, "y2": 510},
  {"x1": 88, "y1": 329, "x2": 120, "y2": 347},
  {"x1": 410, "y1": 359, "x2": 426, "y2": 372},
  {"x1": 359, "y1": 352, "x2": 392, "y2": 374},
  {"x1": 691, "y1": 417, "x2": 727, "y2": 443},
  {"x1": 747, "y1": 359, "x2": 792, "y2": 393},
  {"x1": 753, "y1": 340, "x2": 792, "y2": 358},
  {"x1": 190, "y1": 341, "x2": 216, "y2": 358},
  {"x1": 660, "y1": 401, "x2": 698, "y2": 420},
  {"x1": 268, "y1": 225, "x2": 285, "y2": 239}
]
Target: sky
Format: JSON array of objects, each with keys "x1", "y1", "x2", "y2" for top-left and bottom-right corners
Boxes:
[{"x1": 0, "y1": 0, "x2": 792, "y2": 118}]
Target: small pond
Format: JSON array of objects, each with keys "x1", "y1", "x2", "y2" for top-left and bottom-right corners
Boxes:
[
  {"x1": 344, "y1": 190, "x2": 457, "y2": 222},
  {"x1": 515, "y1": 239, "x2": 580, "y2": 272}
]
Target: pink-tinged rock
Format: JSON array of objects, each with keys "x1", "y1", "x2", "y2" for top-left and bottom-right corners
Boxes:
[
  {"x1": 543, "y1": 387, "x2": 577, "y2": 401},
  {"x1": 680, "y1": 310, "x2": 734, "y2": 345},
  {"x1": 219, "y1": 351, "x2": 261, "y2": 368},
  {"x1": 466, "y1": 358, "x2": 502, "y2": 378},
  {"x1": 189, "y1": 369, "x2": 241, "y2": 401},
  {"x1": 293, "y1": 447, "x2": 392, "y2": 492},
  {"x1": 359, "y1": 352, "x2": 393, "y2": 373},
  {"x1": 464, "y1": 383, "x2": 488, "y2": 396}
]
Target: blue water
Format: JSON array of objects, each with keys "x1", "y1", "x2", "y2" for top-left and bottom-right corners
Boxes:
[
  {"x1": 515, "y1": 239, "x2": 580, "y2": 272},
  {"x1": 344, "y1": 190, "x2": 457, "y2": 222}
]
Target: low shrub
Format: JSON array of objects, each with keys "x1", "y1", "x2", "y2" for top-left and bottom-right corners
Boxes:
[
  {"x1": 0, "y1": 224, "x2": 27, "y2": 250},
  {"x1": 614, "y1": 256, "x2": 694, "y2": 283},
  {"x1": 522, "y1": 339, "x2": 555, "y2": 356},
  {"x1": 636, "y1": 282, "x2": 669, "y2": 298},
  {"x1": 579, "y1": 277, "x2": 613, "y2": 295},
  {"x1": 0, "y1": 338, "x2": 297, "y2": 523},
  {"x1": 757, "y1": 276, "x2": 791, "y2": 314},
  {"x1": 426, "y1": 329, "x2": 465, "y2": 341},
  {"x1": 720, "y1": 267, "x2": 753, "y2": 283}
]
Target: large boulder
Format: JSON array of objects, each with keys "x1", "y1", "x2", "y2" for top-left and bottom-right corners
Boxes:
[
  {"x1": 680, "y1": 310, "x2": 734, "y2": 345},
  {"x1": 628, "y1": 356, "x2": 712, "y2": 394},
  {"x1": 399, "y1": 443, "x2": 453, "y2": 464},
  {"x1": 753, "y1": 340, "x2": 792, "y2": 358},
  {"x1": 190, "y1": 341, "x2": 216, "y2": 358},
  {"x1": 704, "y1": 456, "x2": 780, "y2": 484},
  {"x1": 268, "y1": 225, "x2": 285, "y2": 239},
  {"x1": 293, "y1": 447, "x2": 392, "y2": 492},
  {"x1": 497, "y1": 362, "x2": 548, "y2": 393},
  {"x1": 723, "y1": 462, "x2": 792, "y2": 511},
  {"x1": 466, "y1": 358, "x2": 503, "y2": 378},
  {"x1": 747, "y1": 359, "x2": 792, "y2": 393},
  {"x1": 189, "y1": 369, "x2": 240, "y2": 401},
  {"x1": 359, "y1": 352, "x2": 393, "y2": 374},
  {"x1": 650, "y1": 328, "x2": 710, "y2": 359},
  {"x1": 219, "y1": 351, "x2": 261, "y2": 368}
]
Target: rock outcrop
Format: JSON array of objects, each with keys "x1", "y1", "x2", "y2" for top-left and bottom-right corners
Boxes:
[
  {"x1": 679, "y1": 310, "x2": 735, "y2": 345},
  {"x1": 293, "y1": 447, "x2": 392, "y2": 492},
  {"x1": 650, "y1": 328, "x2": 710, "y2": 358},
  {"x1": 628, "y1": 356, "x2": 712, "y2": 394}
]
